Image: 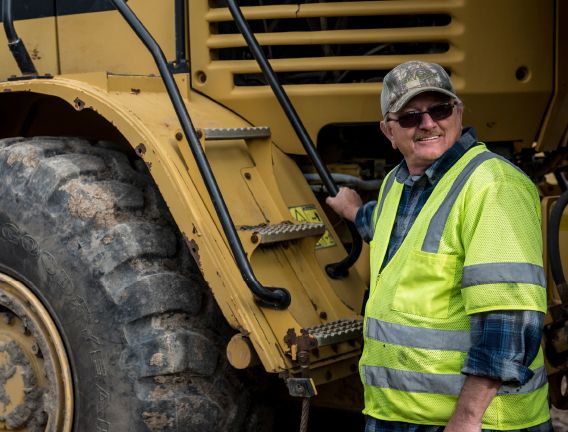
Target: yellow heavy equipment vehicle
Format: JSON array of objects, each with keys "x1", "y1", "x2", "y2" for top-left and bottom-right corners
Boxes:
[{"x1": 0, "y1": 0, "x2": 566, "y2": 430}]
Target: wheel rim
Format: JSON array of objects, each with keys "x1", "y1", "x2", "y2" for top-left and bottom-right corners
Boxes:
[{"x1": 0, "y1": 273, "x2": 73, "y2": 431}]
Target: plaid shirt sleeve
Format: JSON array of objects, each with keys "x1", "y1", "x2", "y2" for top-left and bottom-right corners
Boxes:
[
  {"x1": 462, "y1": 310, "x2": 544, "y2": 385},
  {"x1": 355, "y1": 200, "x2": 377, "y2": 243}
]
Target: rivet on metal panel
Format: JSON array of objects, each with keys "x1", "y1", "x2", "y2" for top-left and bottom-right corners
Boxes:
[
  {"x1": 515, "y1": 66, "x2": 530, "y2": 82},
  {"x1": 195, "y1": 71, "x2": 207, "y2": 84},
  {"x1": 319, "y1": 311, "x2": 327, "y2": 320},
  {"x1": 135, "y1": 143, "x2": 146, "y2": 156},
  {"x1": 73, "y1": 97, "x2": 85, "y2": 111},
  {"x1": 175, "y1": 131, "x2": 184, "y2": 141},
  {"x1": 244, "y1": 172, "x2": 252, "y2": 180},
  {"x1": 250, "y1": 233, "x2": 259, "y2": 244}
]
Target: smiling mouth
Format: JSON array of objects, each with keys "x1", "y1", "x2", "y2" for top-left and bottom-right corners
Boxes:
[{"x1": 416, "y1": 135, "x2": 441, "y2": 142}]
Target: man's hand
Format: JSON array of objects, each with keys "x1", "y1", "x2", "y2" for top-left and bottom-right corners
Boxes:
[
  {"x1": 444, "y1": 375, "x2": 501, "y2": 432},
  {"x1": 325, "y1": 187, "x2": 363, "y2": 223}
]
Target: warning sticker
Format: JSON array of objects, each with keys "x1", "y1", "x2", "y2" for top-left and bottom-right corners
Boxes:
[{"x1": 289, "y1": 205, "x2": 336, "y2": 249}]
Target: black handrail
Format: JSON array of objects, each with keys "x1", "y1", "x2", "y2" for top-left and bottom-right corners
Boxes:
[
  {"x1": 109, "y1": 0, "x2": 291, "y2": 309},
  {"x1": 2, "y1": 0, "x2": 38, "y2": 76},
  {"x1": 224, "y1": 0, "x2": 363, "y2": 278}
]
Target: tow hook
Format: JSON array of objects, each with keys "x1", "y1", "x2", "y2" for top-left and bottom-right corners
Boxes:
[{"x1": 284, "y1": 328, "x2": 318, "y2": 432}]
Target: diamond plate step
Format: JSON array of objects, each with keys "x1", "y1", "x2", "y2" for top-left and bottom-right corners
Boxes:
[
  {"x1": 203, "y1": 127, "x2": 271, "y2": 141},
  {"x1": 240, "y1": 222, "x2": 325, "y2": 245},
  {"x1": 305, "y1": 319, "x2": 363, "y2": 347}
]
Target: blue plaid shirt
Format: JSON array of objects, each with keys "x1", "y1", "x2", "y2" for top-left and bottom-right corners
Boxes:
[{"x1": 355, "y1": 128, "x2": 550, "y2": 431}]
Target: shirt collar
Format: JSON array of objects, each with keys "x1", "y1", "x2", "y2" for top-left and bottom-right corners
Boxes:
[{"x1": 395, "y1": 127, "x2": 478, "y2": 185}]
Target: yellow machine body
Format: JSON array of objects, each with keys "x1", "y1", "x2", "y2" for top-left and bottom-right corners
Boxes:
[{"x1": 0, "y1": 0, "x2": 567, "y2": 425}]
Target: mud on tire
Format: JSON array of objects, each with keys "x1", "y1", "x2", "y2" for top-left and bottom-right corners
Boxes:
[{"x1": 0, "y1": 136, "x2": 256, "y2": 431}]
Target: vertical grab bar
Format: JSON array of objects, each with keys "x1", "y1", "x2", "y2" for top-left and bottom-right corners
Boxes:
[
  {"x1": 224, "y1": 0, "x2": 363, "y2": 278},
  {"x1": 109, "y1": 0, "x2": 291, "y2": 309}
]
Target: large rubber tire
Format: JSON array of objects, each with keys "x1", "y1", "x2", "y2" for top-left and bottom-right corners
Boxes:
[{"x1": 0, "y1": 137, "x2": 259, "y2": 431}]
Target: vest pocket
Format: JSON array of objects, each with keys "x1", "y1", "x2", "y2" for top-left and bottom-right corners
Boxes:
[{"x1": 391, "y1": 250, "x2": 458, "y2": 319}]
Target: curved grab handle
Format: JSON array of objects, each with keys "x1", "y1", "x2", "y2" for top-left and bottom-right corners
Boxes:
[
  {"x1": 2, "y1": 0, "x2": 37, "y2": 76},
  {"x1": 110, "y1": 0, "x2": 291, "y2": 309},
  {"x1": 224, "y1": 0, "x2": 363, "y2": 278}
]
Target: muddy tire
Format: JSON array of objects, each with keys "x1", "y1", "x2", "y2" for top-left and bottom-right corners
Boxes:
[
  {"x1": 550, "y1": 370, "x2": 568, "y2": 410},
  {"x1": 0, "y1": 137, "x2": 256, "y2": 431}
]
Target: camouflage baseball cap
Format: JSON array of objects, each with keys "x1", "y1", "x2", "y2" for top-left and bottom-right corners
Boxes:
[{"x1": 380, "y1": 61, "x2": 457, "y2": 116}]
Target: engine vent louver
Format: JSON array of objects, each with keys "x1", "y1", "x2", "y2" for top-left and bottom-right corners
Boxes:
[{"x1": 203, "y1": 1, "x2": 454, "y2": 86}]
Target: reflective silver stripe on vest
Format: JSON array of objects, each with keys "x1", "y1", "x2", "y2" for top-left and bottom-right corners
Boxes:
[
  {"x1": 422, "y1": 152, "x2": 497, "y2": 253},
  {"x1": 462, "y1": 262, "x2": 546, "y2": 288},
  {"x1": 374, "y1": 171, "x2": 397, "y2": 227},
  {"x1": 366, "y1": 318, "x2": 470, "y2": 352},
  {"x1": 363, "y1": 365, "x2": 547, "y2": 396}
]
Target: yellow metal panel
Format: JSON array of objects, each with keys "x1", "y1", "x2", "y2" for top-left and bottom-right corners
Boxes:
[
  {"x1": 0, "y1": 74, "x2": 366, "y2": 375},
  {"x1": 205, "y1": 140, "x2": 267, "y2": 226},
  {"x1": 57, "y1": 1, "x2": 176, "y2": 75},
  {"x1": 207, "y1": 26, "x2": 462, "y2": 49},
  {"x1": 271, "y1": 145, "x2": 367, "y2": 309},
  {"x1": 0, "y1": 75, "x2": 284, "y2": 372},
  {"x1": 191, "y1": 0, "x2": 553, "y2": 153},
  {"x1": 205, "y1": 1, "x2": 460, "y2": 21},
  {"x1": 0, "y1": 17, "x2": 59, "y2": 79},
  {"x1": 206, "y1": 51, "x2": 464, "y2": 73}
]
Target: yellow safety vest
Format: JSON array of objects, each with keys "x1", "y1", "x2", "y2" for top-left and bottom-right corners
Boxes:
[{"x1": 360, "y1": 144, "x2": 549, "y2": 429}]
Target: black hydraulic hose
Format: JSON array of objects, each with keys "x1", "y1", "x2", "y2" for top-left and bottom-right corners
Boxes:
[
  {"x1": 109, "y1": 0, "x2": 291, "y2": 309},
  {"x1": 548, "y1": 190, "x2": 568, "y2": 304},
  {"x1": 2, "y1": 0, "x2": 37, "y2": 76},
  {"x1": 224, "y1": 0, "x2": 362, "y2": 278}
]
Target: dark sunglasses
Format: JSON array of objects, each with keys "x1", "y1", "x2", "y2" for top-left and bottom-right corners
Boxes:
[{"x1": 387, "y1": 102, "x2": 456, "y2": 128}]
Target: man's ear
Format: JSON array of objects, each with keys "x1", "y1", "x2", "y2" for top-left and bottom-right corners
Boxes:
[{"x1": 380, "y1": 120, "x2": 396, "y2": 149}]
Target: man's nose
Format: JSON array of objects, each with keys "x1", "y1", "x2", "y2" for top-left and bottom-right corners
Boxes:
[{"x1": 419, "y1": 112, "x2": 437, "y2": 128}]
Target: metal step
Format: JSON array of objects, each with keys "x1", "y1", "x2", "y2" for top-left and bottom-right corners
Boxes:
[
  {"x1": 240, "y1": 222, "x2": 325, "y2": 245},
  {"x1": 202, "y1": 127, "x2": 271, "y2": 141},
  {"x1": 305, "y1": 319, "x2": 363, "y2": 347}
]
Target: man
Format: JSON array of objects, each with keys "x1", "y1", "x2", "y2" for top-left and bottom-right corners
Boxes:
[{"x1": 326, "y1": 61, "x2": 551, "y2": 431}]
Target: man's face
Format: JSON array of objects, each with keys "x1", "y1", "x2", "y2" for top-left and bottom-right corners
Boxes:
[{"x1": 380, "y1": 92, "x2": 463, "y2": 175}]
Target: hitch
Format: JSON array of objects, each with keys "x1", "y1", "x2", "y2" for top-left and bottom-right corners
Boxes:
[{"x1": 284, "y1": 328, "x2": 318, "y2": 432}]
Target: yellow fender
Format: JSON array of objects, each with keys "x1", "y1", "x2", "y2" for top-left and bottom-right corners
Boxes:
[{"x1": 0, "y1": 72, "x2": 367, "y2": 377}]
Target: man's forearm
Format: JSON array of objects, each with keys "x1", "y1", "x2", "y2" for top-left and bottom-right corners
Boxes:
[{"x1": 445, "y1": 375, "x2": 501, "y2": 431}]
